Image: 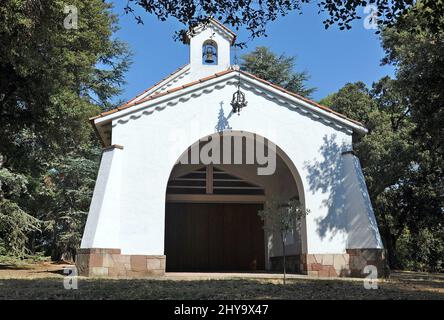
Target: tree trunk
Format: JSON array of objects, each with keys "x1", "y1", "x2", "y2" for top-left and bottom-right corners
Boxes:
[
  {"x1": 281, "y1": 232, "x2": 286, "y2": 285},
  {"x1": 60, "y1": 251, "x2": 74, "y2": 263},
  {"x1": 382, "y1": 229, "x2": 400, "y2": 270}
]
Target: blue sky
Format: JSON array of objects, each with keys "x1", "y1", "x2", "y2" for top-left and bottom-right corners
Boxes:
[{"x1": 110, "y1": 2, "x2": 395, "y2": 102}]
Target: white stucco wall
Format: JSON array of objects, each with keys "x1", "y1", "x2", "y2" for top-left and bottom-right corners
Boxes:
[
  {"x1": 189, "y1": 24, "x2": 231, "y2": 81},
  {"x1": 342, "y1": 153, "x2": 383, "y2": 249},
  {"x1": 81, "y1": 147, "x2": 122, "y2": 249}
]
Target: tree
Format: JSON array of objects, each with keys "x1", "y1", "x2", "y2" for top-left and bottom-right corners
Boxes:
[
  {"x1": 126, "y1": 0, "x2": 444, "y2": 43},
  {"x1": 241, "y1": 47, "x2": 316, "y2": 98},
  {"x1": 34, "y1": 150, "x2": 101, "y2": 261},
  {"x1": 379, "y1": 3, "x2": 444, "y2": 271},
  {"x1": 320, "y1": 13, "x2": 444, "y2": 270},
  {"x1": 0, "y1": 0, "x2": 130, "y2": 261},
  {"x1": 0, "y1": 167, "x2": 40, "y2": 257},
  {"x1": 381, "y1": 2, "x2": 444, "y2": 172},
  {"x1": 258, "y1": 198, "x2": 308, "y2": 284},
  {"x1": 320, "y1": 82, "x2": 374, "y2": 124}
]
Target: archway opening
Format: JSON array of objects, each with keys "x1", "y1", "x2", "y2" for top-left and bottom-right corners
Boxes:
[{"x1": 164, "y1": 131, "x2": 305, "y2": 273}]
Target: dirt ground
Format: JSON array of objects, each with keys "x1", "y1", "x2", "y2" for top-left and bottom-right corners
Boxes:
[{"x1": 0, "y1": 262, "x2": 443, "y2": 300}]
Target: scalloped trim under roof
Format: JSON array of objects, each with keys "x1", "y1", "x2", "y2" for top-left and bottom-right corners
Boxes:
[{"x1": 90, "y1": 68, "x2": 365, "y2": 131}]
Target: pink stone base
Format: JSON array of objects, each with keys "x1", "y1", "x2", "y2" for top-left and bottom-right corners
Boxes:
[
  {"x1": 300, "y1": 253, "x2": 351, "y2": 277},
  {"x1": 346, "y1": 248, "x2": 388, "y2": 278},
  {"x1": 299, "y1": 249, "x2": 387, "y2": 278},
  {"x1": 76, "y1": 248, "x2": 165, "y2": 278}
]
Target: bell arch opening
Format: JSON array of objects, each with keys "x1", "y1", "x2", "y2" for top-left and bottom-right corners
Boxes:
[
  {"x1": 164, "y1": 130, "x2": 306, "y2": 273},
  {"x1": 202, "y1": 39, "x2": 218, "y2": 65}
]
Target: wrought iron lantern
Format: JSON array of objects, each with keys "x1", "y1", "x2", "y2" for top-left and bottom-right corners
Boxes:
[{"x1": 231, "y1": 84, "x2": 247, "y2": 115}]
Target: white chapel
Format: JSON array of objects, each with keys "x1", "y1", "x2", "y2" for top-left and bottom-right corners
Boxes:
[{"x1": 77, "y1": 19, "x2": 385, "y2": 278}]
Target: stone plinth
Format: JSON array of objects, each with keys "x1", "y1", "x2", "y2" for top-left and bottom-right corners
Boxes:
[
  {"x1": 269, "y1": 255, "x2": 302, "y2": 273},
  {"x1": 76, "y1": 248, "x2": 165, "y2": 278},
  {"x1": 299, "y1": 249, "x2": 387, "y2": 278},
  {"x1": 346, "y1": 248, "x2": 387, "y2": 278}
]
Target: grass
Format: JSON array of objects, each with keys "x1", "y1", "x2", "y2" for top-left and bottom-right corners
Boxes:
[
  {"x1": 0, "y1": 254, "x2": 50, "y2": 266},
  {"x1": 0, "y1": 263, "x2": 443, "y2": 300}
]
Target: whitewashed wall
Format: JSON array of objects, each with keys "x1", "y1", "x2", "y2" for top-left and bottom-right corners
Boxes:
[
  {"x1": 189, "y1": 24, "x2": 232, "y2": 81},
  {"x1": 81, "y1": 147, "x2": 122, "y2": 249}
]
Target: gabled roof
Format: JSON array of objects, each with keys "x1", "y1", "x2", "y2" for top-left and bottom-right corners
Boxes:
[
  {"x1": 186, "y1": 18, "x2": 237, "y2": 45},
  {"x1": 90, "y1": 66, "x2": 368, "y2": 146},
  {"x1": 91, "y1": 67, "x2": 365, "y2": 126}
]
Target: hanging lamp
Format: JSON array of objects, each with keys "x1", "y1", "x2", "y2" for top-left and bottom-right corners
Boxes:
[{"x1": 230, "y1": 55, "x2": 247, "y2": 115}]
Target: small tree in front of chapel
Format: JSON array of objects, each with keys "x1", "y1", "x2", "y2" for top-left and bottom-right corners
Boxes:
[{"x1": 258, "y1": 197, "x2": 308, "y2": 284}]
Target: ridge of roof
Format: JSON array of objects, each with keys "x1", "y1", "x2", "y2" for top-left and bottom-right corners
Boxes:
[
  {"x1": 186, "y1": 18, "x2": 237, "y2": 45},
  {"x1": 209, "y1": 18, "x2": 237, "y2": 40},
  {"x1": 90, "y1": 67, "x2": 365, "y2": 130},
  {"x1": 120, "y1": 64, "x2": 189, "y2": 108}
]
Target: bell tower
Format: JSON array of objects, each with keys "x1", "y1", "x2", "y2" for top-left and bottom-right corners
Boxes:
[{"x1": 188, "y1": 19, "x2": 236, "y2": 81}]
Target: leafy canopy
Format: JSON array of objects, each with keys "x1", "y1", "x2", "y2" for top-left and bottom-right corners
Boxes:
[
  {"x1": 258, "y1": 198, "x2": 308, "y2": 236},
  {"x1": 241, "y1": 46, "x2": 316, "y2": 98},
  {"x1": 127, "y1": 0, "x2": 443, "y2": 43},
  {"x1": 0, "y1": 0, "x2": 130, "y2": 259}
]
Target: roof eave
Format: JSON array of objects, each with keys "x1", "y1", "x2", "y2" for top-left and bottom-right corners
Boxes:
[{"x1": 239, "y1": 74, "x2": 368, "y2": 134}]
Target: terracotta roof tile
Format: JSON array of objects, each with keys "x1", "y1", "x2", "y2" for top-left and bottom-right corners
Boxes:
[
  {"x1": 166, "y1": 86, "x2": 183, "y2": 94},
  {"x1": 198, "y1": 74, "x2": 217, "y2": 83},
  {"x1": 120, "y1": 64, "x2": 189, "y2": 108},
  {"x1": 100, "y1": 109, "x2": 117, "y2": 117},
  {"x1": 182, "y1": 80, "x2": 201, "y2": 88},
  {"x1": 215, "y1": 69, "x2": 233, "y2": 77}
]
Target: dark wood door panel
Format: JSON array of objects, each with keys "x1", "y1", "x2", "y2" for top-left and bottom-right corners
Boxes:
[{"x1": 165, "y1": 203, "x2": 265, "y2": 272}]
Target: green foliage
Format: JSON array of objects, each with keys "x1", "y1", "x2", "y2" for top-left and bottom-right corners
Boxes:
[
  {"x1": 0, "y1": 251, "x2": 50, "y2": 266},
  {"x1": 127, "y1": 1, "x2": 443, "y2": 43},
  {"x1": 0, "y1": 0, "x2": 130, "y2": 262},
  {"x1": 320, "y1": 82, "x2": 374, "y2": 124},
  {"x1": 258, "y1": 197, "x2": 308, "y2": 283},
  {"x1": 382, "y1": 4, "x2": 444, "y2": 150},
  {"x1": 0, "y1": 200, "x2": 41, "y2": 257},
  {"x1": 378, "y1": 3, "x2": 444, "y2": 271},
  {"x1": 241, "y1": 47, "x2": 316, "y2": 98},
  {"x1": 0, "y1": 168, "x2": 40, "y2": 257},
  {"x1": 34, "y1": 148, "x2": 101, "y2": 261},
  {"x1": 258, "y1": 198, "x2": 308, "y2": 235}
]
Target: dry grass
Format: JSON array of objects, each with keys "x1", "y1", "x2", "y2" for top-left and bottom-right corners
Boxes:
[{"x1": 0, "y1": 263, "x2": 443, "y2": 300}]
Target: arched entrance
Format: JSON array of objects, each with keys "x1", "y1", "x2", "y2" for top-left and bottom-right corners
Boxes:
[{"x1": 164, "y1": 131, "x2": 305, "y2": 272}]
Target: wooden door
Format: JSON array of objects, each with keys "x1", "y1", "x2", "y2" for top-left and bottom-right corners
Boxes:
[{"x1": 165, "y1": 203, "x2": 265, "y2": 272}]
